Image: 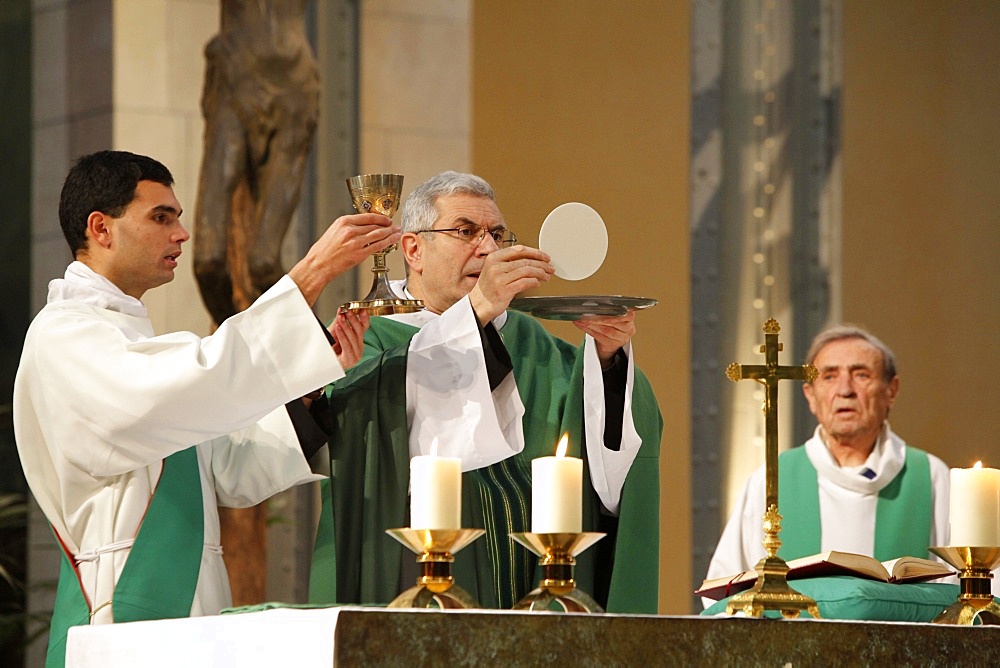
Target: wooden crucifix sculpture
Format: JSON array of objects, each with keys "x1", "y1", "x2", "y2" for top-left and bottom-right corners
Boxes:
[
  {"x1": 724, "y1": 318, "x2": 821, "y2": 618},
  {"x1": 193, "y1": 0, "x2": 319, "y2": 607},
  {"x1": 194, "y1": 0, "x2": 320, "y2": 325}
]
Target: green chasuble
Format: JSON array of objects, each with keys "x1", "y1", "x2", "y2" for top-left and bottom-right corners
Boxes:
[
  {"x1": 778, "y1": 445, "x2": 933, "y2": 561},
  {"x1": 46, "y1": 446, "x2": 204, "y2": 668},
  {"x1": 309, "y1": 310, "x2": 662, "y2": 612}
]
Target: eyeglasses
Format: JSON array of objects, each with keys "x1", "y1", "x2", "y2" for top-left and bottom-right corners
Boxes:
[{"x1": 418, "y1": 223, "x2": 518, "y2": 248}]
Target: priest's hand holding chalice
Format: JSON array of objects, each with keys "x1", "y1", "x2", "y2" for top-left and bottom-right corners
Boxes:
[{"x1": 342, "y1": 174, "x2": 424, "y2": 314}]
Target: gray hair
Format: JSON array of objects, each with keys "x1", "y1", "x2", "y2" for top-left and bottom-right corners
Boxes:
[
  {"x1": 805, "y1": 325, "x2": 898, "y2": 382},
  {"x1": 399, "y1": 171, "x2": 497, "y2": 233}
]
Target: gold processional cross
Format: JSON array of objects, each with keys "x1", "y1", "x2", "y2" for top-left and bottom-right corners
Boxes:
[{"x1": 724, "y1": 318, "x2": 821, "y2": 618}]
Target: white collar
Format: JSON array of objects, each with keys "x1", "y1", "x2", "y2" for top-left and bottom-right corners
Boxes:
[
  {"x1": 804, "y1": 423, "x2": 906, "y2": 494},
  {"x1": 47, "y1": 261, "x2": 148, "y2": 319},
  {"x1": 387, "y1": 279, "x2": 508, "y2": 329}
]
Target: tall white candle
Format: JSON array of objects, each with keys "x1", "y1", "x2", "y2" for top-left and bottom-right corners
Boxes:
[
  {"x1": 410, "y1": 441, "x2": 461, "y2": 530},
  {"x1": 531, "y1": 434, "x2": 583, "y2": 533},
  {"x1": 949, "y1": 461, "x2": 1000, "y2": 547}
]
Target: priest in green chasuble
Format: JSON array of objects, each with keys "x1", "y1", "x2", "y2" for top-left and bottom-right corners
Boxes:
[
  {"x1": 309, "y1": 172, "x2": 662, "y2": 612},
  {"x1": 703, "y1": 326, "x2": 970, "y2": 604}
]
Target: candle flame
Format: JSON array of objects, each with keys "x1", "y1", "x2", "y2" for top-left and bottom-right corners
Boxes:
[
  {"x1": 430, "y1": 438, "x2": 439, "y2": 457},
  {"x1": 555, "y1": 433, "x2": 569, "y2": 458},
  {"x1": 974, "y1": 461, "x2": 982, "y2": 469}
]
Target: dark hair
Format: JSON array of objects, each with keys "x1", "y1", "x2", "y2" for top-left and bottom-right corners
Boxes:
[{"x1": 58, "y1": 150, "x2": 174, "y2": 256}]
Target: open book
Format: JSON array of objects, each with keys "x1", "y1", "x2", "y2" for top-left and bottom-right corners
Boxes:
[{"x1": 696, "y1": 551, "x2": 953, "y2": 601}]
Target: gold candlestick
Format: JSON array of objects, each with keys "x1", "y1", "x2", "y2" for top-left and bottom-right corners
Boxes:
[
  {"x1": 509, "y1": 532, "x2": 605, "y2": 613},
  {"x1": 929, "y1": 546, "x2": 1000, "y2": 625},
  {"x1": 385, "y1": 528, "x2": 485, "y2": 609}
]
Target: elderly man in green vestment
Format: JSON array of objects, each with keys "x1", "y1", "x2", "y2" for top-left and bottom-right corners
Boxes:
[
  {"x1": 309, "y1": 171, "x2": 662, "y2": 612},
  {"x1": 703, "y1": 325, "x2": 972, "y2": 604}
]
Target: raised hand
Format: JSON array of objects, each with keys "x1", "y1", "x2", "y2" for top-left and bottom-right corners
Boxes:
[
  {"x1": 289, "y1": 213, "x2": 401, "y2": 305},
  {"x1": 572, "y1": 309, "x2": 636, "y2": 367},
  {"x1": 468, "y1": 245, "x2": 554, "y2": 324}
]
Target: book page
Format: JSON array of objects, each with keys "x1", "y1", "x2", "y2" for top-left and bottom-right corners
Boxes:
[{"x1": 882, "y1": 556, "x2": 952, "y2": 582}]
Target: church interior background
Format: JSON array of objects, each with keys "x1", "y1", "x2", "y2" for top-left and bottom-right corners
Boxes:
[{"x1": 0, "y1": 0, "x2": 997, "y2": 664}]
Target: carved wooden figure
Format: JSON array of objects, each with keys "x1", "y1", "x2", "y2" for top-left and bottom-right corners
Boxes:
[
  {"x1": 194, "y1": 0, "x2": 320, "y2": 325},
  {"x1": 193, "y1": 0, "x2": 320, "y2": 606}
]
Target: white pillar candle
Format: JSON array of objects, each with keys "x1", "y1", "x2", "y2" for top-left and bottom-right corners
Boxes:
[
  {"x1": 949, "y1": 461, "x2": 1000, "y2": 547},
  {"x1": 410, "y1": 443, "x2": 461, "y2": 530},
  {"x1": 531, "y1": 434, "x2": 583, "y2": 533}
]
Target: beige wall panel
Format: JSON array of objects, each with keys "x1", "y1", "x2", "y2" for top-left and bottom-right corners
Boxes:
[
  {"x1": 843, "y1": 1, "x2": 1000, "y2": 471},
  {"x1": 113, "y1": 0, "x2": 219, "y2": 337},
  {"x1": 472, "y1": 0, "x2": 691, "y2": 613}
]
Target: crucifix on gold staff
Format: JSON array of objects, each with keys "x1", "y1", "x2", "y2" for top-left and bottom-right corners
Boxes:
[{"x1": 724, "y1": 318, "x2": 821, "y2": 618}]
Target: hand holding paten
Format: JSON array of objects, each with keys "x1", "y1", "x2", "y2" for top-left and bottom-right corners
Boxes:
[{"x1": 572, "y1": 309, "x2": 636, "y2": 365}]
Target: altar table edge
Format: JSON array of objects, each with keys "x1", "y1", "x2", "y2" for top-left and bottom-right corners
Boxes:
[{"x1": 66, "y1": 605, "x2": 1000, "y2": 667}]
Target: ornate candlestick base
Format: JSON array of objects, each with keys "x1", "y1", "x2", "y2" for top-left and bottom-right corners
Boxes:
[
  {"x1": 726, "y1": 554, "x2": 821, "y2": 619},
  {"x1": 929, "y1": 546, "x2": 1000, "y2": 625},
  {"x1": 725, "y1": 504, "x2": 821, "y2": 619},
  {"x1": 509, "y1": 532, "x2": 605, "y2": 613},
  {"x1": 385, "y1": 528, "x2": 485, "y2": 609}
]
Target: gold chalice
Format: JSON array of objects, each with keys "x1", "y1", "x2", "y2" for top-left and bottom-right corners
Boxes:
[{"x1": 343, "y1": 174, "x2": 423, "y2": 314}]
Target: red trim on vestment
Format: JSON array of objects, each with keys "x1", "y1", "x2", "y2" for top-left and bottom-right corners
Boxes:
[{"x1": 52, "y1": 527, "x2": 93, "y2": 611}]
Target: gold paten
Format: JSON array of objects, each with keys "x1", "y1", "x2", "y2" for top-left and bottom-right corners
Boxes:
[
  {"x1": 342, "y1": 174, "x2": 423, "y2": 315},
  {"x1": 724, "y1": 318, "x2": 821, "y2": 619},
  {"x1": 385, "y1": 527, "x2": 485, "y2": 609},
  {"x1": 929, "y1": 546, "x2": 1000, "y2": 625},
  {"x1": 509, "y1": 532, "x2": 606, "y2": 613}
]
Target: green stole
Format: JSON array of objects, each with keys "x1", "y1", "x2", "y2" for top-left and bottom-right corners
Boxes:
[
  {"x1": 309, "y1": 311, "x2": 662, "y2": 613},
  {"x1": 46, "y1": 446, "x2": 204, "y2": 668},
  {"x1": 778, "y1": 445, "x2": 933, "y2": 561}
]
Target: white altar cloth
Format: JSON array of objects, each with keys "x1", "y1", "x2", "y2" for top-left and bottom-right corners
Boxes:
[
  {"x1": 65, "y1": 605, "x2": 527, "y2": 667},
  {"x1": 66, "y1": 607, "x2": 347, "y2": 668}
]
